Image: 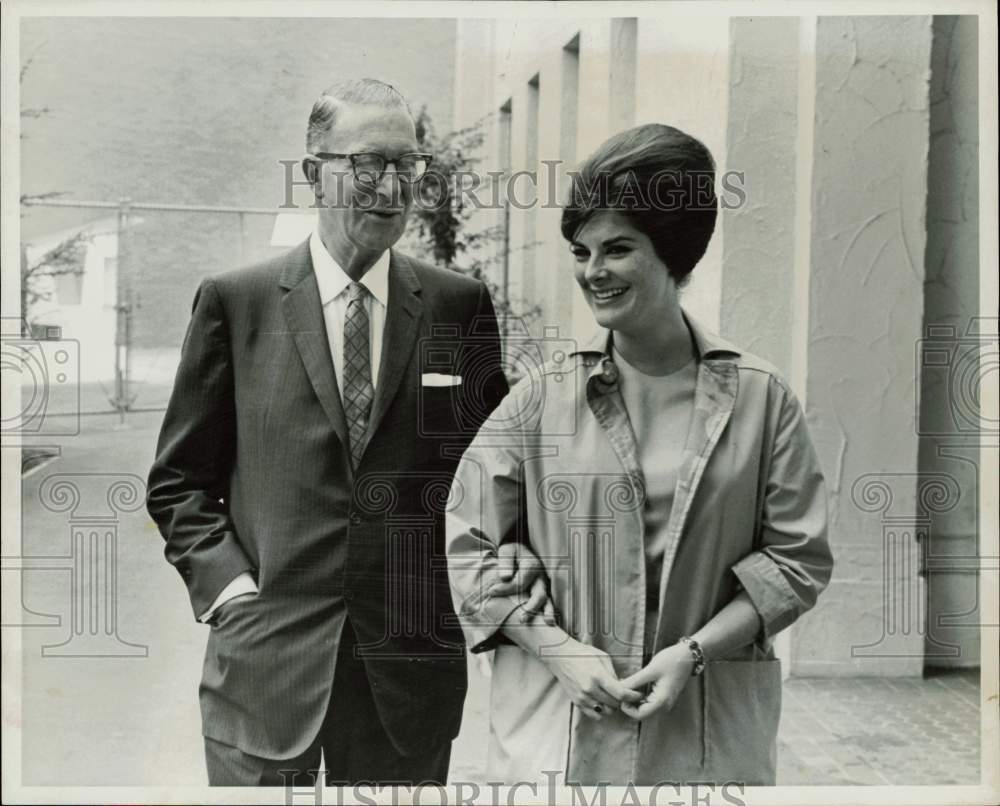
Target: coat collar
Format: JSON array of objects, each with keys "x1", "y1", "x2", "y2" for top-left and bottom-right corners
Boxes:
[
  {"x1": 572, "y1": 310, "x2": 741, "y2": 372},
  {"x1": 279, "y1": 236, "x2": 403, "y2": 306},
  {"x1": 308, "y1": 230, "x2": 391, "y2": 308}
]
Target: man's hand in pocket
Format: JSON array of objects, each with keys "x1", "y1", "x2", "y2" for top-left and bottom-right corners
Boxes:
[{"x1": 209, "y1": 592, "x2": 257, "y2": 626}]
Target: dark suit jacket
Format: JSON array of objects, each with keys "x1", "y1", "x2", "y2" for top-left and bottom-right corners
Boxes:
[{"x1": 147, "y1": 240, "x2": 508, "y2": 759}]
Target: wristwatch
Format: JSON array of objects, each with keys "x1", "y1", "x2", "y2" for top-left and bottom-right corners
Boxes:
[{"x1": 678, "y1": 636, "x2": 707, "y2": 676}]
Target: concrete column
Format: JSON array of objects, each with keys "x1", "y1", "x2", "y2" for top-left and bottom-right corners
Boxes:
[
  {"x1": 570, "y1": 22, "x2": 615, "y2": 342},
  {"x1": 576, "y1": 23, "x2": 614, "y2": 160},
  {"x1": 919, "y1": 15, "x2": 982, "y2": 669},
  {"x1": 506, "y1": 76, "x2": 530, "y2": 312},
  {"x1": 534, "y1": 40, "x2": 577, "y2": 341},
  {"x1": 634, "y1": 15, "x2": 730, "y2": 333},
  {"x1": 453, "y1": 19, "x2": 495, "y2": 134},
  {"x1": 796, "y1": 16, "x2": 934, "y2": 676},
  {"x1": 721, "y1": 16, "x2": 802, "y2": 676},
  {"x1": 721, "y1": 17, "x2": 800, "y2": 375},
  {"x1": 547, "y1": 36, "x2": 582, "y2": 342},
  {"x1": 451, "y1": 20, "x2": 508, "y2": 300},
  {"x1": 609, "y1": 18, "x2": 637, "y2": 132}
]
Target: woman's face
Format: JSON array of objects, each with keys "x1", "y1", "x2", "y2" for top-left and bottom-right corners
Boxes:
[{"x1": 569, "y1": 211, "x2": 679, "y2": 337}]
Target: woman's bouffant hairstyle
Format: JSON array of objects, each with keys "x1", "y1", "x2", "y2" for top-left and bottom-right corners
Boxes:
[{"x1": 560, "y1": 124, "x2": 718, "y2": 285}]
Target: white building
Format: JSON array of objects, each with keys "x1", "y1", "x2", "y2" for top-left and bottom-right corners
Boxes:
[{"x1": 24, "y1": 217, "x2": 127, "y2": 383}]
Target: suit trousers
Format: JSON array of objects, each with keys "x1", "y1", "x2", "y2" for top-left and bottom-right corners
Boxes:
[{"x1": 204, "y1": 619, "x2": 452, "y2": 786}]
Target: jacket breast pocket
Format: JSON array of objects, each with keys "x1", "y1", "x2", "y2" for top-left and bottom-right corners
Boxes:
[
  {"x1": 703, "y1": 659, "x2": 782, "y2": 785},
  {"x1": 417, "y1": 386, "x2": 465, "y2": 440}
]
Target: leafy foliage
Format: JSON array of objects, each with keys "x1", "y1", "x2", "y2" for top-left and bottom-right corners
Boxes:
[{"x1": 405, "y1": 107, "x2": 541, "y2": 334}]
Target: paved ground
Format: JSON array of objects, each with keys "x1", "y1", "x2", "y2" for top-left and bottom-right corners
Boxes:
[
  {"x1": 449, "y1": 655, "x2": 981, "y2": 786},
  {"x1": 9, "y1": 392, "x2": 984, "y2": 787},
  {"x1": 776, "y1": 670, "x2": 980, "y2": 785}
]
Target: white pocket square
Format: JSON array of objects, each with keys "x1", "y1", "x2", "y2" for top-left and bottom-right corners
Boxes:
[{"x1": 422, "y1": 373, "x2": 462, "y2": 387}]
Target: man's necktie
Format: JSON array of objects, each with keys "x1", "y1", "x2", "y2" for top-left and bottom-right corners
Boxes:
[{"x1": 343, "y1": 282, "x2": 374, "y2": 468}]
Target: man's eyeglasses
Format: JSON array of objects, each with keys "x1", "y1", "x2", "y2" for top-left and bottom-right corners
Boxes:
[{"x1": 307, "y1": 152, "x2": 433, "y2": 185}]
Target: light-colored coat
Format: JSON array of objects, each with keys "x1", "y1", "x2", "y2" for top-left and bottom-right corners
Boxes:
[{"x1": 446, "y1": 314, "x2": 834, "y2": 785}]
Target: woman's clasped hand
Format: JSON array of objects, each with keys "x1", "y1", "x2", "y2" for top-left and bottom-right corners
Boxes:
[{"x1": 528, "y1": 620, "x2": 696, "y2": 722}]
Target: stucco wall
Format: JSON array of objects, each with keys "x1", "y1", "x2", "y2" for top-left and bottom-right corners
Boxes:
[
  {"x1": 799, "y1": 16, "x2": 934, "y2": 675},
  {"x1": 720, "y1": 17, "x2": 800, "y2": 375}
]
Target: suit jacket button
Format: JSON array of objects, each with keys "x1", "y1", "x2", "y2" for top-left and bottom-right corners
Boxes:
[{"x1": 349, "y1": 512, "x2": 362, "y2": 527}]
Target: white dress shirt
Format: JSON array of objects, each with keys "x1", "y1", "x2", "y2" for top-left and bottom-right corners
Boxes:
[
  {"x1": 198, "y1": 231, "x2": 391, "y2": 622},
  {"x1": 309, "y1": 229, "x2": 389, "y2": 394}
]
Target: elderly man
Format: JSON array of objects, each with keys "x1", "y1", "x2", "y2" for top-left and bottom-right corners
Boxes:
[{"x1": 147, "y1": 78, "x2": 517, "y2": 786}]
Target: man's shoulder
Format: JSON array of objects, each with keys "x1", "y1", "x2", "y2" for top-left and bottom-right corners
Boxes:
[
  {"x1": 396, "y1": 252, "x2": 484, "y2": 299},
  {"x1": 207, "y1": 241, "x2": 309, "y2": 298}
]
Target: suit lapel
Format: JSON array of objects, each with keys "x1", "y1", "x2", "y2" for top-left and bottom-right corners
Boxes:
[
  {"x1": 279, "y1": 240, "x2": 351, "y2": 455},
  {"x1": 365, "y1": 250, "x2": 423, "y2": 443}
]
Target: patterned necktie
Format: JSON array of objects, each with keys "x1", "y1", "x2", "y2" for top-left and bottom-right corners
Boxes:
[{"x1": 343, "y1": 282, "x2": 374, "y2": 468}]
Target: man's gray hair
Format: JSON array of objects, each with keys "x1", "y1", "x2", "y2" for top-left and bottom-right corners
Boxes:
[{"x1": 306, "y1": 78, "x2": 413, "y2": 153}]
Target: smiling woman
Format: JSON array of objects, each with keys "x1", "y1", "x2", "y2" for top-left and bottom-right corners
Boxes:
[
  {"x1": 446, "y1": 123, "x2": 834, "y2": 785},
  {"x1": 561, "y1": 124, "x2": 718, "y2": 286},
  {"x1": 562, "y1": 125, "x2": 718, "y2": 376}
]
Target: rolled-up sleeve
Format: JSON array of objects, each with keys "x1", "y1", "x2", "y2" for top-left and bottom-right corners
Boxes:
[
  {"x1": 732, "y1": 383, "x2": 834, "y2": 639},
  {"x1": 446, "y1": 391, "x2": 532, "y2": 653}
]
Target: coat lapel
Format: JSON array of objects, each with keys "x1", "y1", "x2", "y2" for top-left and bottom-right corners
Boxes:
[
  {"x1": 654, "y1": 351, "x2": 739, "y2": 640},
  {"x1": 583, "y1": 353, "x2": 646, "y2": 505},
  {"x1": 279, "y1": 240, "x2": 351, "y2": 454},
  {"x1": 364, "y1": 250, "x2": 423, "y2": 444},
  {"x1": 573, "y1": 317, "x2": 742, "y2": 649}
]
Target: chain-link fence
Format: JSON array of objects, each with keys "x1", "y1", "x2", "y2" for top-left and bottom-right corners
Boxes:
[{"x1": 14, "y1": 197, "x2": 302, "y2": 429}]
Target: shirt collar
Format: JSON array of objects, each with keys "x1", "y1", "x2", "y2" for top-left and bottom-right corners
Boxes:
[
  {"x1": 572, "y1": 309, "x2": 741, "y2": 371},
  {"x1": 309, "y1": 230, "x2": 390, "y2": 308}
]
